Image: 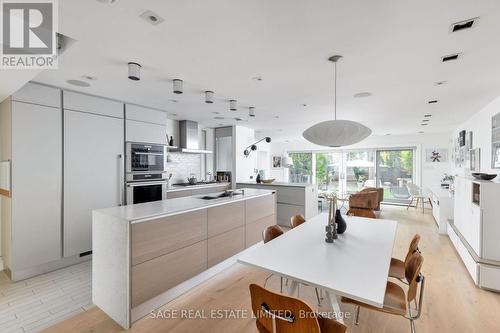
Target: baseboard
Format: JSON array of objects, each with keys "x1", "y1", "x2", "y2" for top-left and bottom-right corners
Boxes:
[{"x1": 9, "y1": 254, "x2": 91, "y2": 281}]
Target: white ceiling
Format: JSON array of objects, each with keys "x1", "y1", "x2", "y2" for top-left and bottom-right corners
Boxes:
[{"x1": 27, "y1": 0, "x2": 500, "y2": 142}]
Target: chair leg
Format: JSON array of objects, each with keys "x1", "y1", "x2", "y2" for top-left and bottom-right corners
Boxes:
[
  {"x1": 407, "y1": 198, "x2": 413, "y2": 210},
  {"x1": 353, "y1": 305, "x2": 360, "y2": 325},
  {"x1": 428, "y1": 198, "x2": 433, "y2": 208},
  {"x1": 410, "y1": 318, "x2": 417, "y2": 333},
  {"x1": 315, "y1": 288, "x2": 321, "y2": 306},
  {"x1": 263, "y1": 273, "x2": 273, "y2": 288}
]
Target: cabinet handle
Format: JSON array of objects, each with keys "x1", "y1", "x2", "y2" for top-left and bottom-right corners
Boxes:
[{"x1": 118, "y1": 154, "x2": 124, "y2": 206}]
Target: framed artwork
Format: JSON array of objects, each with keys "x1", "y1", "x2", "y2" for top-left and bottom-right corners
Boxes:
[
  {"x1": 492, "y1": 112, "x2": 500, "y2": 168},
  {"x1": 454, "y1": 138, "x2": 461, "y2": 167},
  {"x1": 426, "y1": 148, "x2": 448, "y2": 163},
  {"x1": 470, "y1": 148, "x2": 481, "y2": 172},
  {"x1": 272, "y1": 155, "x2": 282, "y2": 169},
  {"x1": 465, "y1": 131, "x2": 473, "y2": 150},
  {"x1": 459, "y1": 147, "x2": 467, "y2": 167}
]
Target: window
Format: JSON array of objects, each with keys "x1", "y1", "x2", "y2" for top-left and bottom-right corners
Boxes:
[
  {"x1": 376, "y1": 149, "x2": 415, "y2": 203},
  {"x1": 288, "y1": 153, "x2": 312, "y2": 183}
]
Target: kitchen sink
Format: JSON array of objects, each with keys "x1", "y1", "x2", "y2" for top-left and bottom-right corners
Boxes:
[{"x1": 199, "y1": 192, "x2": 244, "y2": 200}]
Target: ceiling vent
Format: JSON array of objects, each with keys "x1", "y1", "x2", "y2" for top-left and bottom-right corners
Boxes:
[
  {"x1": 428, "y1": 100, "x2": 438, "y2": 104},
  {"x1": 441, "y1": 53, "x2": 461, "y2": 62},
  {"x1": 450, "y1": 17, "x2": 479, "y2": 33},
  {"x1": 140, "y1": 10, "x2": 164, "y2": 26}
]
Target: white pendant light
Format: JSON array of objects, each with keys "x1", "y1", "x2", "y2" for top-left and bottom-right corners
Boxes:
[{"x1": 303, "y1": 55, "x2": 371, "y2": 147}]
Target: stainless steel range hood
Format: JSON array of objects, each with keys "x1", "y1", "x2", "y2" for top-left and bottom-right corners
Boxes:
[{"x1": 169, "y1": 120, "x2": 213, "y2": 154}]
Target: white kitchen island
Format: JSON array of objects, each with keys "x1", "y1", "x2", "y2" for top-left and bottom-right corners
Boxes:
[
  {"x1": 236, "y1": 182, "x2": 318, "y2": 227},
  {"x1": 92, "y1": 188, "x2": 276, "y2": 329}
]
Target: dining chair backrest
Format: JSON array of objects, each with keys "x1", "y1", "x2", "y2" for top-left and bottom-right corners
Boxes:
[
  {"x1": 405, "y1": 252, "x2": 424, "y2": 303},
  {"x1": 249, "y1": 283, "x2": 321, "y2": 333},
  {"x1": 404, "y1": 234, "x2": 421, "y2": 266},
  {"x1": 262, "y1": 225, "x2": 284, "y2": 244},
  {"x1": 290, "y1": 215, "x2": 306, "y2": 228},
  {"x1": 407, "y1": 183, "x2": 422, "y2": 197}
]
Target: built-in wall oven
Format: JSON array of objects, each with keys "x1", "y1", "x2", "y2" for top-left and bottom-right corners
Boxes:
[
  {"x1": 125, "y1": 142, "x2": 168, "y2": 204},
  {"x1": 126, "y1": 174, "x2": 168, "y2": 204},
  {"x1": 126, "y1": 142, "x2": 167, "y2": 173}
]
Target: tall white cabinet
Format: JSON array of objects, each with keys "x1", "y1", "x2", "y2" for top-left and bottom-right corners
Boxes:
[
  {"x1": 63, "y1": 107, "x2": 124, "y2": 257},
  {"x1": 449, "y1": 176, "x2": 500, "y2": 291},
  {"x1": 0, "y1": 83, "x2": 64, "y2": 280}
]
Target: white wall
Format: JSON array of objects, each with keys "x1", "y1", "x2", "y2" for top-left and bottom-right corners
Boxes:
[
  {"x1": 233, "y1": 126, "x2": 256, "y2": 183},
  {"x1": 451, "y1": 95, "x2": 500, "y2": 176},
  {"x1": 269, "y1": 132, "x2": 452, "y2": 191}
]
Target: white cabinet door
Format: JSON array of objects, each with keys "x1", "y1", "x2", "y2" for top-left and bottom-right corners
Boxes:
[
  {"x1": 64, "y1": 110, "x2": 124, "y2": 257},
  {"x1": 125, "y1": 104, "x2": 166, "y2": 125},
  {"x1": 11, "y1": 102, "x2": 62, "y2": 270},
  {"x1": 64, "y1": 91, "x2": 123, "y2": 118},
  {"x1": 126, "y1": 119, "x2": 167, "y2": 145}
]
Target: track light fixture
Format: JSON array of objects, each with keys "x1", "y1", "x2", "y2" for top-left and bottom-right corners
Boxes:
[
  {"x1": 229, "y1": 100, "x2": 237, "y2": 111},
  {"x1": 128, "y1": 62, "x2": 141, "y2": 81},
  {"x1": 205, "y1": 91, "x2": 214, "y2": 103},
  {"x1": 173, "y1": 79, "x2": 183, "y2": 94},
  {"x1": 249, "y1": 107, "x2": 256, "y2": 117},
  {"x1": 243, "y1": 137, "x2": 271, "y2": 157}
]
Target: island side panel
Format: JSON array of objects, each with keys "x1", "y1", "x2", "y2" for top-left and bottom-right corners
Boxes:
[
  {"x1": 245, "y1": 193, "x2": 277, "y2": 247},
  {"x1": 92, "y1": 211, "x2": 131, "y2": 329}
]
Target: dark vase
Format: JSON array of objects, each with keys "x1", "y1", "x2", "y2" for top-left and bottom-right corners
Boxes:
[
  {"x1": 169, "y1": 136, "x2": 174, "y2": 146},
  {"x1": 256, "y1": 173, "x2": 262, "y2": 183},
  {"x1": 336, "y1": 210, "x2": 347, "y2": 234}
]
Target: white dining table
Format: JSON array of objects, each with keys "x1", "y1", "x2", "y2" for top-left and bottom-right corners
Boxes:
[{"x1": 238, "y1": 213, "x2": 397, "y2": 323}]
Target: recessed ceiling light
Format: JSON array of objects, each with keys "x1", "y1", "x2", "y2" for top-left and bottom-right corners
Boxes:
[
  {"x1": 385, "y1": 133, "x2": 391, "y2": 136},
  {"x1": 424, "y1": 114, "x2": 432, "y2": 117},
  {"x1": 218, "y1": 123, "x2": 224, "y2": 126},
  {"x1": 168, "y1": 112, "x2": 177, "y2": 117},
  {"x1": 422, "y1": 119, "x2": 430, "y2": 122},
  {"x1": 81, "y1": 75, "x2": 97, "y2": 81},
  {"x1": 418, "y1": 131, "x2": 425, "y2": 134},
  {"x1": 212, "y1": 111, "x2": 220, "y2": 114},
  {"x1": 421, "y1": 123, "x2": 429, "y2": 126},
  {"x1": 434, "y1": 81, "x2": 447, "y2": 86},
  {"x1": 450, "y1": 17, "x2": 479, "y2": 33},
  {"x1": 234, "y1": 117, "x2": 246, "y2": 122},
  {"x1": 139, "y1": 10, "x2": 164, "y2": 26},
  {"x1": 169, "y1": 99, "x2": 179, "y2": 103},
  {"x1": 301, "y1": 104, "x2": 308, "y2": 107},
  {"x1": 252, "y1": 76, "x2": 263, "y2": 81},
  {"x1": 66, "y1": 79, "x2": 91, "y2": 87},
  {"x1": 214, "y1": 116, "x2": 224, "y2": 120},
  {"x1": 441, "y1": 53, "x2": 461, "y2": 62},
  {"x1": 428, "y1": 100, "x2": 438, "y2": 104},
  {"x1": 96, "y1": 0, "x2": 118, "y2": 4},
  {"x1": 354, "y1": 92, "x2": 372, "y2": 98},
  {"x1": 273, "y1": 116, "x2": 279, "y2": 119}
]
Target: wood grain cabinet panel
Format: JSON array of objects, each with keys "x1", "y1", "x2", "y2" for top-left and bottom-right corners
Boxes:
[
  {"x1": 245, "y1": 214, "x2": 276, "y2": 248},
  {"x1": 131, "y1": 241, "x2": 207, "y2": 307},
  {"x1": 131, "y1": 210, "x2": 207, "y2": 265},
  {"x1": 245, "y1": 195, "x2": 276, "y2": 224},
  {"x1": 207, "y1": 227, "x2": 245, "y2": 267},
  {"x1": 207, "y1": 201, "x2": 245, "y2": 237},
  {"x1": 166, "y1": 189, "x2": 193, "y2": 199}
]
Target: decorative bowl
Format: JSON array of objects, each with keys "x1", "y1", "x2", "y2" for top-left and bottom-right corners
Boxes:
[
  {"x1": 261, "y1": 179, "x2": 276, "y2": 184},
  {"x1": 472, "y1": 173, "x2": 497, "y2": 181}
]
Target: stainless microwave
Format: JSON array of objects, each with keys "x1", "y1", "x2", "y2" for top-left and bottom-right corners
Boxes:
[{"x1": 126, "y1": 142, "x2": 167, "y2": 174}]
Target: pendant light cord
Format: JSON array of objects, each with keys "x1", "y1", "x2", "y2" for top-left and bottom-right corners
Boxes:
[{"x1": 334, "y1": 61, "x2": 337, "y2": 120}]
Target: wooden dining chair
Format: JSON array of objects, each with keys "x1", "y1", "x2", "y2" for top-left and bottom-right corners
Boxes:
[
  {"x1": 389, "y1": 234, "x2": 421, "y2": 283},
  {"x1": 290, "y1": 214, "x2": 306, "y2": 228},
  {"x1": 249, "y1": 283, "x2": 347, "y2": 333},
  {"x1": 342, "y1": 252, "x2": 425, "y2": 333},
  {"x1": 262, "y1": 225, "x2": 285, "y2": 292}
]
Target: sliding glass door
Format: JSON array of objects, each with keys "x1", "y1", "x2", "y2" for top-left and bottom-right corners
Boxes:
[
  {"x1": 289, "y1": 148, "x2": 416, "y2": 205},
  {"x1": 376, "y1": 149, "x2": 415, "y2": 203}
]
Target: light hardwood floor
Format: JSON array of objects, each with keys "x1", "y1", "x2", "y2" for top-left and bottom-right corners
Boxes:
[{"x1": 36, "y1": 206, "x2": 500, "y2": 332}]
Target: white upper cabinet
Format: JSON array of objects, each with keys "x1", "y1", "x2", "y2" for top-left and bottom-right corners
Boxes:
[
  {"x1": 64, "y1": 91, "x2": 124, "y2": 118},
  {"x1": 125, "y1": 104, "x2": 167, "y2": 125},
  {"x1": 126, "y1": 120, "x2": 167, "y2": 145},
  {"x1": 12, "y1": 82, "x2": 61, "y2": 108}
]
